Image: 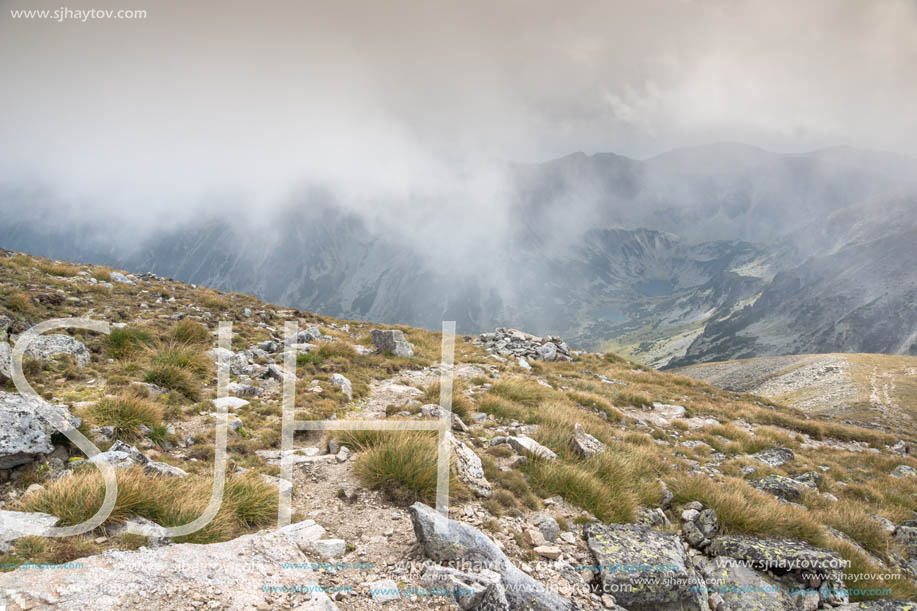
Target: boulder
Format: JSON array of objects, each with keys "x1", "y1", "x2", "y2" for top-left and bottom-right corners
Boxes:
[
  {"x1": 0, "y1": 509, "x2": 60, "y2": 552},
  {"x1": 584, "y1": 522, "x2": 707, "y2": 611},
  {"x1": 409, "y1": 502, "x2": 576, "y2": 610},
  {"x1": 571, "y1": 423, "x2": 604, "y2": 458},
  {"x1": 447, "y1": 433, "x2": 492, "y2": 498},
  {"x1": 707, "y1": 535, "x2": 848, "y2": 606},
  {"x1": 750, "y1": 474, "x2": 807, "y2": 502},
  {"x1": 370, "y1": 329, "x2": 414, "y2": 357},
  {"x1": 751, "y1": 447, "x2": 795, "y2": 467},
  {"x1": 23, "y1": 334, "x2": 91, "y2": 367},
  {"x1": 0, "y1": 391, "x2": 80, "y2": 469}
]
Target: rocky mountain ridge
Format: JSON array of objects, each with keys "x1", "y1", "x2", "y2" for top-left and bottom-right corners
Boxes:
[{"x1": 2, "y1": 144, "x2": 915, "y2": 367}]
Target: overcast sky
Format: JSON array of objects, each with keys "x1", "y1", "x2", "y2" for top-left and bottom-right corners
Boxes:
[{"x1": 1, "y1": 0, "x2": 916, "y2": 222}]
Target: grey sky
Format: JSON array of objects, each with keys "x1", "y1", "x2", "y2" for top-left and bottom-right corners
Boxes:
[{"x1": 1, "y1": 0, "x2": 916, "y2": 221}]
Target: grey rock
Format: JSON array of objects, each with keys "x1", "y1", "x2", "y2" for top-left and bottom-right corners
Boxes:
[
  {"x1": 571, "y1": 423, "x2": 604, "y2": 458},
  {"x1": 447, "y1": 433, "x2": 492, "y2": 498},
  {"x1": 507, "y1": 436, "x2": 558, "y2": 460},
  {"x1": 891, "y1": 465, "x2": 917, "y2": 478},
  {"x1": 226, "y1": 382, "x2": 262, "y2": 397},
  {"x1": 536, "y1": 342, "x2": 558, "y2": 361},
  {"x1": 23, "y1": 334, "x2": 91, "y2": 367},
  {"x1": 750, "y1": 474, "x2": 807, "y2": 502},
  {"x1": 420, "y1": 565, "x2": 509, "y2": 610},
  {"x1": 695, "y1": 555, "x2": 795, "y2": 611},
  {"x1": 0, "y1": 341, "x2": 10, "y2": 379},
  {"x1": 0, "y1": 391, "x2": 80, "y2": 469},
  {"x1": 751, "y1": 447, "x2": 795, "y2": 467},
  {"x1": 585, "y1": 522, "x2": 707, "y2": 611},
  {"x1": 212, "y1": 396, "x2": 250, "y2": 411},
  {"x1": 330, "y1": 373, "x2": 352, "y2": 400},
  {"x1": 0, "y1": 523, "x2": 338, "y2": 610},
  {"x1": 793, "y1": 471, "x2": 822, "y2": 489},
  {"x1": 696, "y1": 508, "x2": 719, "y2": 538},
  {"x1": 409, "y1": 502, "x2": 576, "y2": 610},
  {"x1": 370, "y1": 329, "x2": 414, "y2": 357},
  {"x1": 107, "y1": 516, "x2": 171, "y2": 546},
  {"x1": 706, "y1": 534, "x2": 848, "y2": 605},
  {"x1": 110, "y1": 271, "x2": 134, "y2": 284},
  {"x1": 307, "y1": 538, "x2": 347, "y2": 559},
  {"x1": 0, "y1": 509, "x2": 60, "y2": 552},
  {"x1": 369, "y1": 579, "x2": 400, "y2": 602},
  {"x1": 530, "y1": 513, "x2": 560, "y2": 543}
]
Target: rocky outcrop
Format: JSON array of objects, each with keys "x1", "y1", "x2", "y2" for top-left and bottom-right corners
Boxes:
[
  {"x1": 0, "y1": 521, "x2": 338, "y2": 610},
  {"x1": 370, "y1": 329, "x2": 414, "y2": 357},
  {"x1": 0, "y1": 391, "x2": 80, "y2": 469},
  {"x1": 476, "y1": 328, "x2": 573, "y2": 362},
  {"x1": 409, "y1": 502, "x2": 577, "y2": 610},
  {"x1": 585, "y1": 522, "x2": 707, "y2": 611}
]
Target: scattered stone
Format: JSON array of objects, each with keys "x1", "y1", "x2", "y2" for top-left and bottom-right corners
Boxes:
[{"x1": 335, "y1": 446, "x2": 351, "y2": 463}]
